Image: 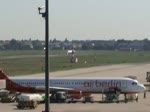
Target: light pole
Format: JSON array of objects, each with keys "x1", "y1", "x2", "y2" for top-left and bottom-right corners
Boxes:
[{"x1": 38, "y1": 0, "x2": 50, "y2": 112}]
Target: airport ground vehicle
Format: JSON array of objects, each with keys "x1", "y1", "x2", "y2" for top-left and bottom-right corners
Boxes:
[
  {"x1": 1, "y1": 95, "x2": 16, "y2": 103},
  {"x1": 101, "y1": 87, "x2": 120, "y2": 103},
  {"x1": 65, "y1": 95, "x2": 93, "y2": 103},
  {"x1": 144, "y1": 72, "x2": 150, "y2": 91},
  {"x1": 0, "y1": 89, "x2": 9, "y2": 98},
  {"x1": 1, "y1": 92, "x2": 19, "y2": 103},
  {"x1": 17, "y1": 93, "x2": 43, "y2": 103},
  {"x1": 17, "y1": 101, "x2": 38, "y2": 109},
  {"x1": 16, "y1": 93, "x2": 42, "y2": 109},
  {"x1": 126, "y1": 94, "x2": 138, "y2": 102},
  {"x1": 82, "y1": 95, "x2": 94, "y2": 103},
  {"x1": 66, "y1": 97, "x2": 78, "y2": 103},
  {"x1": 50, "y1": 91, "x2": 67, "y2": 103},
  {"x1": 146, "y1": 72, "x2": 150, "y2": 83}
]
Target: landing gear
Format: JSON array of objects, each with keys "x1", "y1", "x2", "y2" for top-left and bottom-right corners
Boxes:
[
  {"x1": 136, "y1": 95, "x2": 138, "y2": 102},
  {"x1": 124, "y1": 94, "x2": 128, "y2": 103}
]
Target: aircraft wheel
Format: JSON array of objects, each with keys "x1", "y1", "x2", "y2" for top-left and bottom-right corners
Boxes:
[
  {"x1": 116, "y1": 100, "x2": 119, "y2": 103},
  {"x1": 125, "y1": 99, "x2": 128, "y2": 103},
  {"x1": 83, "y1": 101, "x2": 86, "y2": 103}
]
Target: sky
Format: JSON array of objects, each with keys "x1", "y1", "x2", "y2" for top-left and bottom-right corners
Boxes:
[{"x1": 1, "y1": 0, "x2": 150, "y2": 40}]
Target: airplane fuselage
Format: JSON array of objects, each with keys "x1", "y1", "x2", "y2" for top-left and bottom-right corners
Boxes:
[{"x1": 11, "y1": 77, "x2": 145, "y2": 94}]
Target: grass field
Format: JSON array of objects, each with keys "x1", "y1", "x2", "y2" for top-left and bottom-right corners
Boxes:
[{"x1": 1, "y1": 50, "x2": 150, "y2": 76}]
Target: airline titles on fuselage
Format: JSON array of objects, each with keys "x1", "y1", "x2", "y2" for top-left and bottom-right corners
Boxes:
[{"x1": 83, "y1": 80, "x2": 124, "y2": 88}]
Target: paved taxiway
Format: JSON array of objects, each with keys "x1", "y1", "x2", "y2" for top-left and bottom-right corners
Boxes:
[{"x1": 1, "y1": 63, "x2": 150, "y2": 112}]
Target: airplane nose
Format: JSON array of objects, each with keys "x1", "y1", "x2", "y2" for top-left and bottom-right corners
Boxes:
[{"x1": 139, "y1": 84, "x2": 146, "y2": 92}]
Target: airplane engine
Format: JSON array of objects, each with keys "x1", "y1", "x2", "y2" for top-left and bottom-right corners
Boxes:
[{"x1": 68, "y1": 90, "x2": 82, "y2": 99}]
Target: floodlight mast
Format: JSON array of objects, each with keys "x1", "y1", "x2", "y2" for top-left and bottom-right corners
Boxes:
[
  {"x1": 38, "y1": 0, "x2": 50, "y2": 112},
  {"x1": 38, "y1": 6, "x2": 46, "y2": 18}
]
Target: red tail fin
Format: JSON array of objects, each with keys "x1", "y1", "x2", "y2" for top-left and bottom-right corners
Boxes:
[
  {"x1": 0, "y1": 69, "x2": 9, "y2": 80},
  {"x1": 0, "y1": 69, "x2": 43, "y2": 93}
]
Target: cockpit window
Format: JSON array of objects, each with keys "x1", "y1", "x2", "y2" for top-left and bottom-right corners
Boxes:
[{"x1": 132, "y1": 82, "x2": 137, "y2": 85}]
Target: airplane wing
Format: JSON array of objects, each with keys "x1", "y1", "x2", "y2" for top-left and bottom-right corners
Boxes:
[
  {"x1": 35, "y1": 86, "x2": 74, "y2": 92},
  {"x1": 50, "y1": 87, "x2": 74, "y2": 91}
]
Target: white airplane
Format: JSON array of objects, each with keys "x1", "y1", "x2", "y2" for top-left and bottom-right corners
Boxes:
[{"x1": 0, "y1": 69, "x2": 146, "y2": 100}]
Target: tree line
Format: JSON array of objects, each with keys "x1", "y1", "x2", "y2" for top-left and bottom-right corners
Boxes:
[{"x1": 0, "y1": 38, "x2": 150, "y2": 51}]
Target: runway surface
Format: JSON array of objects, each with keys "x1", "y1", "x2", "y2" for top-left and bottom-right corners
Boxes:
[{"x1": 1, "y1": 63, "x2": 150, "y2": 112}]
